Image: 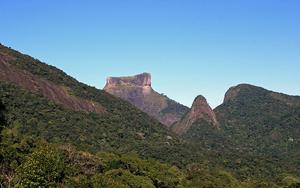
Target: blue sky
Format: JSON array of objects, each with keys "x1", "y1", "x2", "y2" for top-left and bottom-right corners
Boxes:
[{"x1": 1, "y1": 0, "x2": 300, "y2": 107}]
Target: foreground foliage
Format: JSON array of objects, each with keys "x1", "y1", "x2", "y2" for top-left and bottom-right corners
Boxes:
[
  {"x1": 2, "y1": 134, "x2": 299, "y2": 188},
  {"x1": 1, "y1": 104, "x2": 299, "y2": 187}
]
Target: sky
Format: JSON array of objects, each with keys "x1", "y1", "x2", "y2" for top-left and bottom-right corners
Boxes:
[{"x1": 1, "y1": 0, "x2": 300, "y2": 108}]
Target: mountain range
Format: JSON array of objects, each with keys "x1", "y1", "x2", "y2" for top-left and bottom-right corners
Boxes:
[{"x1": 0, "y1": 43, "x2": 299, "y2": 187}]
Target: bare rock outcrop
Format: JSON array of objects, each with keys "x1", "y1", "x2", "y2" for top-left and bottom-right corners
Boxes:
[
  {"x1": 172, "y1": 95, "x2": 219, "y2": 135},
  {"x1": 104, "y1": 73, "x2": 189, "y2": 126},
  {"x1": 0, "y1": 57, "x2": 106, "y2": 114}
]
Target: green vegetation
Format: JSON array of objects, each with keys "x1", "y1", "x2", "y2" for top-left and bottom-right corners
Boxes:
[
  {"x1": 181, "y1": 85, "x2": 300, "y2": 183},
  {"x1": 1, "y1": 44, "x2": 300, "y2": 187},
  {"x1": 2, "y1": 134, "x2": 298, "y2": 188},
  {"x1": 0, "y1": 101, "x2": 5, "y2": 141},
  {"x1": 0, "y1": 129, "x2": 233, "y2": 188},
  {"x1": 214, "y1": 85, "x2": 300, "y2": 178},
  {"x1": 160, "y1": 98, "x2": 189, "y2": 116},
  {"x1": 0, "y1": 81, "x2": 204, "y2": 166},
  {"x1": 1, "y1": 127, "x2": 185, "y2": 187}
]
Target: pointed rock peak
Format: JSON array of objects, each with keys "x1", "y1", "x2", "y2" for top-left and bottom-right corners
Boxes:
[
  {"x1": 172, "y1": 95, "x2": 219, "y2": 135},
  {"x1": 190, "y1": 95, "x2": 218, "y2": 126},
  {"x1": 192, "y1": 95, "x2": 208, "y2": 107},
  {"x1": 105, "y1": 72, "x2": 151, "y2": 88}
]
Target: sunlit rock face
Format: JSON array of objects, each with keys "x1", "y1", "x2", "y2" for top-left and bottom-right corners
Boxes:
[
  {"x1": 105, "y1": 73, "x2": 151, "y2": 88},
  {"x1": 104, "y1": 73, "x2": 189, "y2": 127}
]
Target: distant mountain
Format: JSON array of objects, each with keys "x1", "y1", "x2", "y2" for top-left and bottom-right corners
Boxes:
[
  {"x1": 172, "y1": 95, "x2": 219, "y2": 135},
  {"x1": 104, "y1": 73, "x2": 189, "y2": 126}
]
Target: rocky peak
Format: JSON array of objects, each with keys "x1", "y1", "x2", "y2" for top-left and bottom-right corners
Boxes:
[
  {"x1": 105, "y1": 73, "x2": 151, "y2": 89},
  {"x1": 189, "y1": 95, "x2": 219, "y2": 128},
  {"x1": 172, "y1": 95, "x2": 219, "y2": 135},
  {"x1": 191, "y1": 95, "x2": 209, "y2": 111},
  {"x1": 103, "y1": 73, "x2": 189, "y2": 127}
]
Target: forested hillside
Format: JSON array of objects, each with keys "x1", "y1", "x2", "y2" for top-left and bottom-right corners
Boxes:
[
  {"x1": 0, "y1": 44, "x2": 202, "y2": 165},
  {"x1": 0, "y1": 44, "x2": 299, "y2": 187},
  {"x1": 181, "y1": 84, "x2": 300, "y2": 183}
]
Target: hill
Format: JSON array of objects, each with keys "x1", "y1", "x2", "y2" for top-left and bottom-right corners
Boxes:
[
  {"x1": 214, "y1": 84, "x2": 300, "y2": 178},
  {"x1": 171, "y1": 84, "x2": 300, "y2": 181}
]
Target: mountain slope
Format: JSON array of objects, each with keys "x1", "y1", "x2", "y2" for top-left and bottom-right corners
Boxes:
[
  {"x1": 215, "y1": 84, "x2": 300, "y2": 147},
  {"x1": 1, "y1": 44, "x2": 300, "y2": 186},
  {"x1": 0, "y1": 44, "x2": 201, "y2": 165},
  {"x1": 0, "y1": 58, "x2": 106, "y2": 114},
  {"x1": 172, "y1": 84, "x2": 300, "y2": 179},
  {"x1": 104, "y1": 73, "x2": 189, "y2": 126},
  {"x1": 214, "y1": 84, "x2": 300, "y2": 177}
]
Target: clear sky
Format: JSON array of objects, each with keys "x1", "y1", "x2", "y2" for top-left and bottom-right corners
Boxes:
[{"x1": 1, "y1": 0, "x2": 300, "y2": 108}]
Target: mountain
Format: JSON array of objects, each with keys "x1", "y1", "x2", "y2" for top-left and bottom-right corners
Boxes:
[
  {"x1": 0, "y1": 44, "x2": 204, "y2": 165},
  {"x1": 172, "y1": 84, "x2": 300, "y2": 181},
  {"x1": 1, "y1": 43, "x2": 300, "y2": 187},
  {"x1": 172, "y1": 95, "x2": 219, "y2": 135},
  {"x1": 213, "y1": 84, "x2": 300, "y2": 178},
  {"x1": 215, "y1": 83, "x2": 300, "y2": 149},
  {"x1": 0, "y1": 44, "x2": 252, "y2": 187},
  {"x1": 104, "y1": 73, "x2": 189, "y2": 126}
]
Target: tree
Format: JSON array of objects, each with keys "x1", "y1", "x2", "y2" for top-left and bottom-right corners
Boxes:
[
  {"x1": 16, "y1": 143, "x2": 65, "y2": 188},
  {"x1": 0, "y1": 101, "x2": 5, "y2": 140},
  {"x1": 92, "y1": 169, "x2": 155, "y2": 188}
]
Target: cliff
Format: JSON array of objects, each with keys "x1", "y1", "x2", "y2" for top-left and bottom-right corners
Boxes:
[{"x1": 104, "y1": 73, "x2": 189, "y2": 126}]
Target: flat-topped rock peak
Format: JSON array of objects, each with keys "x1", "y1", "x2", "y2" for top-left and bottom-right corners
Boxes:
[
  {"x1": 103, "y1": 72, "x2": 189, "y2": 126},
  {"x1": 105, "y1": 73, "x2": 151, "y2": 88}
]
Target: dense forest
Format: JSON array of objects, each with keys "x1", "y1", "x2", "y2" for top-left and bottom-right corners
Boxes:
[
  {"x1": 0, "y1": 44, "x2": 300, "y2": 187},
  {"x1": 182, "y1": 85, "x2": 300, "y2": 181}
]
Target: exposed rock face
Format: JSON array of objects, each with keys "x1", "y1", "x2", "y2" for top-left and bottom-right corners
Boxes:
[
  {"x1": 172, "y1": 95, "x2": 219, "y2": 135},
  {"x1": 224, "y1": 85, "x2": 242, "y2": 103},
  {"x1": 223, "y1": 84, "x2": 256, "y2": 103},
  {"x1": 106, "y1": 73, "x2": 151, "y2": 88},
  {"x1": 104, "y1": 73, "x2": 189, "y2": 126},
  {"x1": 0, "y1": 55, "x2": 106, "y2": 114}
]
